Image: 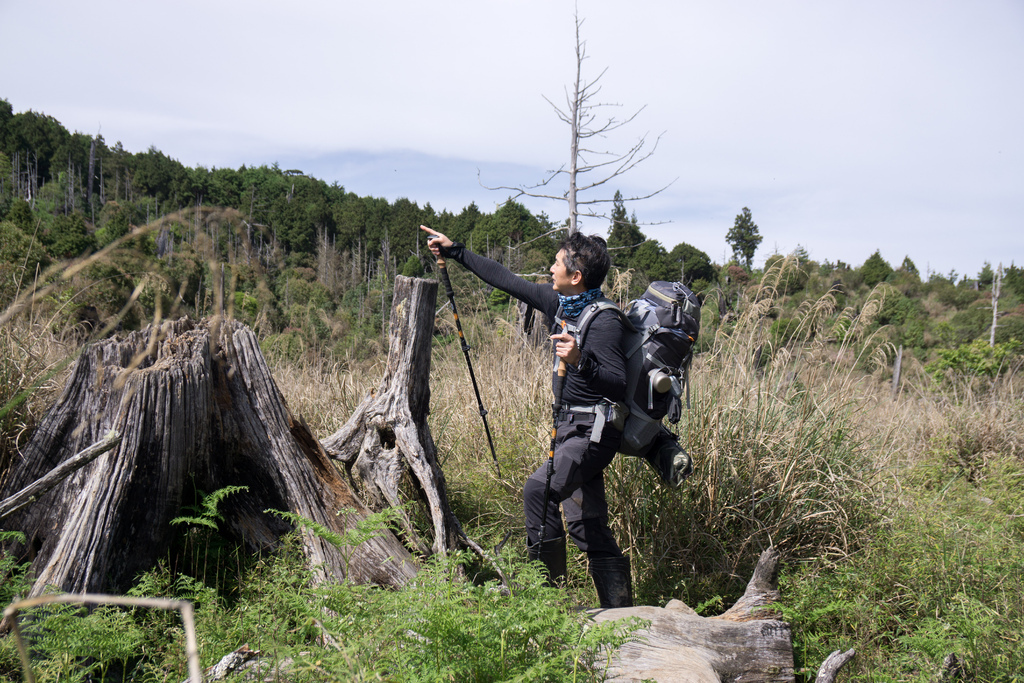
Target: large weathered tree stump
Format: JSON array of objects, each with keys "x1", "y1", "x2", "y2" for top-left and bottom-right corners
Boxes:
[
  {"x1": 592, "y1": 548, "x2": 795, "y2": 683},
  {"x1": 0, "y1": 316, "x2": 416, "y2": 598},
  {"x1": 322, "y1": 276, "x2": 462, "y2": 556}
]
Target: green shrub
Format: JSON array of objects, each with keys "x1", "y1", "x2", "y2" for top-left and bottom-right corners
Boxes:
[
  {"x1": 278, "y1": 276, "x2": 332, "y2": 311},
  {"x1": 764, "y1": 253, "x2": 809, "y2": 294},
  {"x1": 0, "y1": 220, "x2": 49, "y2": 291},
  {"x1": 14, "y1": 514, "x2": 639, "y2": 682},
  {"x1": 949, "y1": 306, "x2": 993, "y2": 345},
  {"x1": 782, "y1": 453, "x2": 1024, "y2": 682},
  {"x1": 400, "y1": 254, "x2": 425, "y2": 277},
  {"x1": 926, "y1": 339, "x2": 1022, "y2": 382},
  {"x1": 261, "y1": 329, "x2": 306, "y2": 362},
  {"x1": 994, "y1": 314, "x2": 1024, "y2": 345},
  {"x1": 43, "y1": 212, "x2": 94, "y2": 259},
  {"x1": 96, "y1": 202, "x2": 132, "y2": 247},
  {"x1": 928, "y1": 280, "x2": 981, "y2": 310}
]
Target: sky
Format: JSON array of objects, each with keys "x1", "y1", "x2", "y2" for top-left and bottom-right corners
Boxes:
[{"x1": 3, "y1": 0, "x2": 1022, "y2": 277}]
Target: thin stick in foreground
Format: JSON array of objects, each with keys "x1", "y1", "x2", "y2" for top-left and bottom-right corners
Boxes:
[{"x1": 0, "y1": 431, "x2": 122, "y2": 520}]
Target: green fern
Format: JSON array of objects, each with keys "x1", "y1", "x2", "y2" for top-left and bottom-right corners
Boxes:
[
  {"x1": 267, "y1": 506, "x2": 403, "y2": 548},
  {"x1": 18, "y1": 602, "x2": 146, "y2": 683},
  {"x1": 170, "y1": 485, "x2": 249, "y2": 529},
  {"x1": 113, "y1": 532, "x2": 641, "y2": 682},
  {"x1": 267, "y1": 506, "x2": 406, "y2": 578},
  {"x1": 0, "y1": 531, "x2": 31, "y2": 613}
]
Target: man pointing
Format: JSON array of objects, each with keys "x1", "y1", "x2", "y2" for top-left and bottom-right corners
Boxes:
[{"x1": 421, "y1": 224, "x2": 633, "y2": 608}]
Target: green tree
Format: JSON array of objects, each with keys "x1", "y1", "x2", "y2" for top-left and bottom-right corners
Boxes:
[
  {"x1": 891, "y1": 255, "x2": 922, "y2": 293},
  {"x1": 898, "y1": 255, "x2": 919, "y2": 276},
  {"x1": 96, "y1": 202, "x2": 131, "y2": 246},
  {"x1": 978, "y1": 262, "x2": 994, "y2": 288},
  {"x1": 5, "y1": 109, "x2": 69, "y2": 182},
  {"x1": 133, "y1": 146, "x2": 188, "y2": 203},
  {"x1": 449, "y1": 202, "x2": 482, "y2": 246},
  {"x1": 0, "y1": 98, "x2": 14, "y2": 152},
  {"x1": 401, "y1": 255, "x2": 424, "y2": 278},
  {"x1": 667, "y1": 242, "x2": 716, "y2": 290},
  {"x1": 764, "y1": 253, "x2": 809, "y2": 294},
  {"x1": 860, "y1": 250, "x2": 893, "y2": 288},
  {"x1": 631, "y1": 239, "x2": 674, "y2": 282},
  {"x1": 607, "y1": 191, "x2": 645, "y2": 269},
  {"x1": 472, "y1": 199, "x2": 539, "y2": 254},
  {"x1": 1003, "y1": 264, "x2": 1024, "y2": 299},
  {"x1": 726, "y1": 207, "x2": 762, "y2": 270},
  {"x1": 208, "y1": 167, "x2": 242, "y2": 207},
  {"x1": 0, "y1": 155, "x2": 11, "y2": 214},
  {"x1": 6, "y1": 198, "x2": 35, "y2": 232},
  {"x1": 388, "y1": 197, "x2": 424, "y2": 261}
]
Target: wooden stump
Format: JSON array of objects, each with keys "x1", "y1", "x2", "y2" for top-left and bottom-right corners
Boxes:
[
  {"x1": 322, "y1": 276, "x2": 462, "y2": 556},
  {"x1": 517, "y1": 300, "x2": 553, "y2": 346},
  {"x1": 592, "y1": 548, "x2": 795, "y2": 683},
  {"x1": 0, "y1": 317, "x2": 416, "y2": 598}
]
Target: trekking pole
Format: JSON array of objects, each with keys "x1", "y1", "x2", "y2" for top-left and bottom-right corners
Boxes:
[
  {"x1": 435, "y1": 252, "x2": 502, "y2": 478},
  {"x1": 539, "y1": 322, "x2": 568, "y2": 545}
]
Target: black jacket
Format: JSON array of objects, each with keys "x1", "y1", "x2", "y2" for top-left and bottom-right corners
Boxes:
[{"x1": 441, "y1": 243, "x2": 627, "y2": 406}]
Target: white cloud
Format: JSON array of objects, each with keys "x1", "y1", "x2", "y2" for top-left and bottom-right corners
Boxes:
[{"x1": 3, "y1": 0, "x2": 1021, "y2": 277}]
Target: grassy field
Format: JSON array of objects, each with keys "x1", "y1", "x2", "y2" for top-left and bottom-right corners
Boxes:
[
  {"x1": 266, "y1": 263, "x2": 1024, "y2": 681},
  {"x1": 1, "y1": 259, "x2": 1022, "y2": 681}
]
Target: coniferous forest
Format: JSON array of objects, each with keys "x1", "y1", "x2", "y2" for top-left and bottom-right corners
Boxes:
[{"x1": 1, "y1": 98, "x2": 1022, "y2": 682}]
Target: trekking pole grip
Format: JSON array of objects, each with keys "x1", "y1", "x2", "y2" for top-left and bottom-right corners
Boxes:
[
  {"x1": 436, "y1": 255, "x2": 456, "y2": 300},
  {"x1": 540, "y1": 325, "x2": 567, "y2": 545}
]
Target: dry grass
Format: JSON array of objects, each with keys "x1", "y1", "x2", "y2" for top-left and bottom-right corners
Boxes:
[
  {"x1": 257, "y1": 261, "x2": 921, "y2": 603},
  {"x1": 5, "y1": 253, "x2": 1022, "y2": 631},
  {"x1": 266, "y1": 300, "x2": 553, "y2": 545},
  {"x1": 0, "y1": 316, "x2": 81, "y2": 477},
  {"x1": 270, "y1": 351, "x2": 384, "y2": 438}
]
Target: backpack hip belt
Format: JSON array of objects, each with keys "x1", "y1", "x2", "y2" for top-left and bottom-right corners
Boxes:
[{"x1": 557, "y1": 401, "x2": 628, "y2": 443}]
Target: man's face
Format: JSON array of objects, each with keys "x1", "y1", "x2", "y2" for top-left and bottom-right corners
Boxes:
[{"x1": 550, "y1": 249, "x2": 583, "y2": 294}]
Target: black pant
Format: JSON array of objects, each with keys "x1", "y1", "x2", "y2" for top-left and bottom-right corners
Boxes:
[{"x1": 523, "y1": 412, "x2": 624, "y2": 558}]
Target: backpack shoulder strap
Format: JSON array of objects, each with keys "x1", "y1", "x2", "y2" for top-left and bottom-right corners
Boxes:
[{"x1": 568, "y1": 297, "x2": 635, "y2": 348}]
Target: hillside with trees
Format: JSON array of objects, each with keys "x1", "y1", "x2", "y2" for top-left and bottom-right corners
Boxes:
[{"x1": 1, "y1": 98, "x2": 1022, "y2": 681}]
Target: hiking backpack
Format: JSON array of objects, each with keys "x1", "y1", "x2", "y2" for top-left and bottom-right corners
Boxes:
[{"x1": 559, "y1": 281, "x2": 701, "y2": 457}]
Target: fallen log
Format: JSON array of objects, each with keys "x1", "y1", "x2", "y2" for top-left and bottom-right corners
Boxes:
[
  {"x1": 0, "y1": 316, "x2": 416, "y2": 598},
  {"x1": 591, "y1": 547, "x2": 795, "y2": 683}
]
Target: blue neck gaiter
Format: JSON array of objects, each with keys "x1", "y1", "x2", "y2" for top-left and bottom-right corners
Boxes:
[{"x1": 558, "y1": 287, "x2": 603, "y2": 318}]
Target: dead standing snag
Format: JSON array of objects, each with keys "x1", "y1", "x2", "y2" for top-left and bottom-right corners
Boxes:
[{"x1": 322, "y1": 276, "x2": 463, "y2": 556}]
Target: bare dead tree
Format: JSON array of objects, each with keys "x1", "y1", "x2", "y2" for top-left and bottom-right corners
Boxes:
[
  {"x1": 990, "y1": 262, "x2": 1002, "y2": 347},
  {"x1": 87, "y1": 135, "x2": 97, "y2": 211},
  {"x1": 482, "y1": 11, "x2": 673, "y2": 234}
]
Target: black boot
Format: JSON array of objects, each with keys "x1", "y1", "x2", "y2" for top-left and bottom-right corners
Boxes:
[
  {"x1": 588, "y1": 556, "x2": 633, "y2": 608},
  {"x1": 528, "y1": 537, "x2": 567, "y2": 587},
  {"x1": 641, "y1": 433, "x2": 693, "y2": 487}
]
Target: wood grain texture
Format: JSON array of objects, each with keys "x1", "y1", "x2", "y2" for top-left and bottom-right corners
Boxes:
[
  {"x1": 0, "y1": 317, "x2": 416, "y2": 597},
  {"x1": 323, "y1": 276, "x2": 463, "y2": 555},
  {"x1": 591, "y1": 548, "x2": 794, "y2": 683}
]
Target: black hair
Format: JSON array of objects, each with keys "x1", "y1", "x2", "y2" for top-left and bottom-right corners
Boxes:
[{"x1": 558, "y1": 232, "x2": 611, "y2": 290}]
